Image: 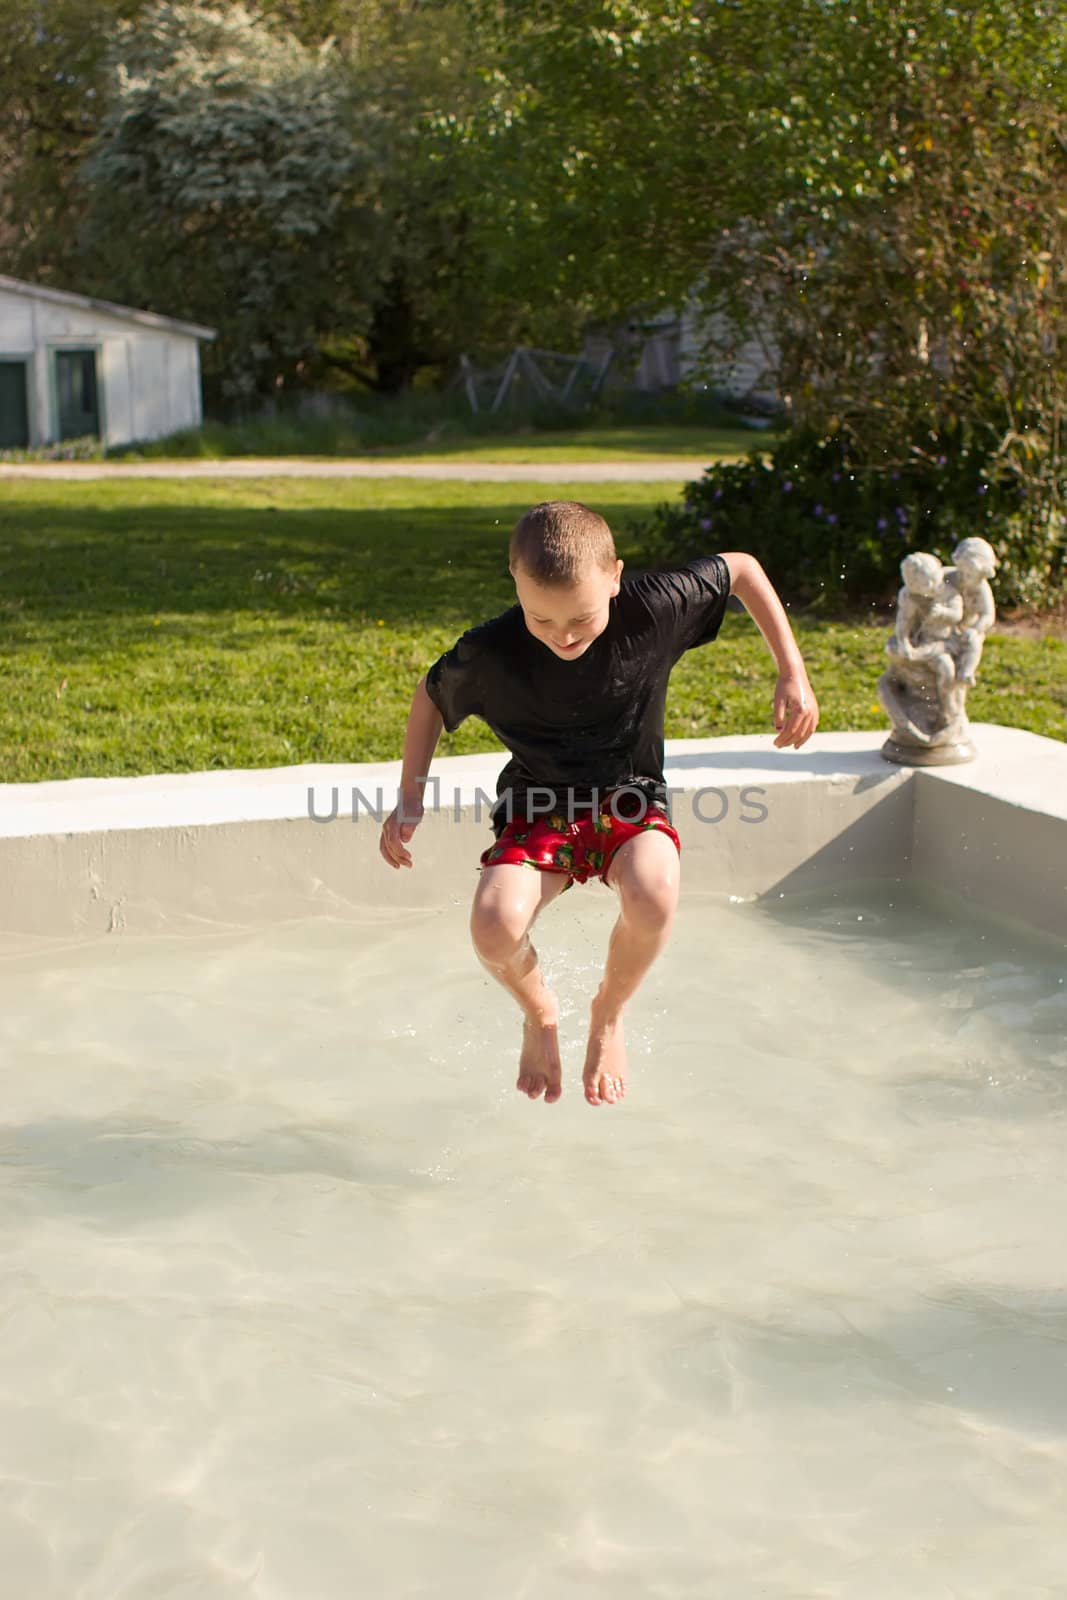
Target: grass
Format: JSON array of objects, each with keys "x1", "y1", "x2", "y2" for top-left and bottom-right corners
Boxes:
[
  {"x1": 0, "y1": 478, "x2": 1063, "y2": 783},
  {"x1": 104, "y1": 388, "x2": 779, "y2": 462},
  {"x1": 110, "y1": 419, "x2": 766, "y2": 464}
]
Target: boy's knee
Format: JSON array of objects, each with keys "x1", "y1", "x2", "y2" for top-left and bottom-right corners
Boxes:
[
  {"x1": 470, "y1": 898, "x2": 529, "y2": 964},
  {"x1": 619, "y1": 870, "x2": 678, "y2": 933}
]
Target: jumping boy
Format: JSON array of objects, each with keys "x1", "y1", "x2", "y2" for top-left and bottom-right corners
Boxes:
[{"x1": 379, "y1": 501, "x2": 819, "y2": 1109}]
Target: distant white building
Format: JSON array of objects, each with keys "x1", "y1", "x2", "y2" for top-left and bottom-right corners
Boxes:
[
  {"x1": 0, "y1": 275, "x2": 215, "y2": 451},
  {"x1": 678, "y1": 302, "x2": 782, "y2": 409},
  {"x1": 620, "y1": 301, "x2": 782, "y2": 409}
]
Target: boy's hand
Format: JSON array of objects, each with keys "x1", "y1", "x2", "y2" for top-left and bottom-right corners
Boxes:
[
  {"x1": 379, "y1": 793, "x2": 424, "y2": 869},
  {"x1": 773, "y1": 670, "x2": 819, "y2": 749}
]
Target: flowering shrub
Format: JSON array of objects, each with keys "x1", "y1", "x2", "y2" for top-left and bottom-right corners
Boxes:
[{"x1": 637, "y1": 426, "x2": 1066, "y2": 610}]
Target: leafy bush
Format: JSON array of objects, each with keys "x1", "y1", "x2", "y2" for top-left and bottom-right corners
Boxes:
[{"x1": 636, "y1": 426, "x2": 1067, "y2": 612}]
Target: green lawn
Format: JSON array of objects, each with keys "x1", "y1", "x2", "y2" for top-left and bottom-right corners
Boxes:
[
  {"x1": 367, "y1": 423, "x2": 762, "y2": 462},
  {"x1": 1, "y1": 478, "x2": 1062, "y2": 782},
  {"x1": 112, "y1": 420, "x2": 768, "y2": 465}
]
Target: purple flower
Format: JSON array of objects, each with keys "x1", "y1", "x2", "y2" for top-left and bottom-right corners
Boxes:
[
  {"x1": 877, "y1": 516, "x2": 889, "y2": 532},
  {"x1": 813, "y1": 503, "x2": 824, "y2": 517},
  {"x1": 890, "y1": 470, "x2": 900, "y2": 481},
  {"x1": 831, "y1": 471, "x2": 842, "y2": 482},
  {"x1": 782, "y1": 479, "x2": 793, "y2": 492},
  {"x1": 714, "y1": 488, "x2": 723, "y2": 500},
  {"x1": 826, "y1": 512, "x2": 839, "y2": 525},
  {"x1": 978, "y1": 483, "x2": 988, "y2": 495},
  {"x1": 699, "y1": 517, "x2": 713, "y2": 531},
  {"x1": 895, "y1": 505, "x2": 908, "y2": 522},
  {"x1": 936, "y1": 455, "x2": 947, "y2": 466}
]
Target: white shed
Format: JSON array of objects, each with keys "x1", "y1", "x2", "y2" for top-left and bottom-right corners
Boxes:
[
  {"x1": 0, "y1": 275, "x2": 215, "y2": 451},
  {"x1": 616, "y1": 301, "x2": 783, "y2": 409}
]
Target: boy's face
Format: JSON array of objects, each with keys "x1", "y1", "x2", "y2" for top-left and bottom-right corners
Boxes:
[{"x1": 510, "y1": 558, "x2": 624, "y2": 661}]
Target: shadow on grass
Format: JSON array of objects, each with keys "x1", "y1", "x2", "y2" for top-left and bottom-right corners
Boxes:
[
  {"x1": 353, "y1": 424, "x2": 764, "y2": 461},
  {"x1": 0, "y1": 492, "x2": 877, "y2": 642},
  {"x1": 5, "y1": 496, "x2": 856, "y2": 632},
  {"x1": 0, "y1": 498, "x2": 646, "y2": 632}
]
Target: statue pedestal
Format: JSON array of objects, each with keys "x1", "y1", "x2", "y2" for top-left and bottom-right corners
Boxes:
[{"x1": 880, "y1": 735, "x2": 976, "y2": 767}]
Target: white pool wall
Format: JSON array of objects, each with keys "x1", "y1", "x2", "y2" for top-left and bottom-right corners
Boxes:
[{"x1": 0, "y1": 724, "x2": 1063, "y2": 943}]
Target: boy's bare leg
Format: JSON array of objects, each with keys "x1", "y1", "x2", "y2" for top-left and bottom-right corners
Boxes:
[
  {"x1": 584, "y1": 830, "x2": 680, "y2": 1107},
  {"x1": 470, "y1": 864, "x2": 571, "y2": 1103}
]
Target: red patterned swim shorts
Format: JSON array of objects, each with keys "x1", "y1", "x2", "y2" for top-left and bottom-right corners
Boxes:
[{"x1": 479, "y1": 789, "x2": 680, "y2": 891}]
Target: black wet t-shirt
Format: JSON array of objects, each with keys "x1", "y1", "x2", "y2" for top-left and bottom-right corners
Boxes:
[{"x1": 424, "y1": 554, "x2": 732, "y2": 836}]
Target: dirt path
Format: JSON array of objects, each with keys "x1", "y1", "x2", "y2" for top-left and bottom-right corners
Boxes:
[{"x1": 0, "y1": 458, "x2": 709, "y2": 482}]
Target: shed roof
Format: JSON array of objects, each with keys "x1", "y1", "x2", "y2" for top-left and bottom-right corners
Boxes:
[{"x1": 0, "y1": 275, "x2": 217, "y2": 341}]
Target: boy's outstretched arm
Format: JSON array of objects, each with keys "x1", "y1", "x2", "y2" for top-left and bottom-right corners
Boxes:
[
  {"x1": 379, "y1": 676, "x2": 445, "y2": 869},
  {"x1": 719, "y1": 553, "x2": 820, "y2": 749}
]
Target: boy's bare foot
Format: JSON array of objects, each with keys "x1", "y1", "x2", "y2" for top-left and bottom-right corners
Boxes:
[
  {"x1": 517, "y1": 1003, "x2": 563, "y2": 1104},
  {"x1": 583, "y1": 1005, "x2": 627, "y2": 1107}
]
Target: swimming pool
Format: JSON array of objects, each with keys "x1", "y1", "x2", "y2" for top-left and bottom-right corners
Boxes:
[{"x1": 1, "y1": 728, "x2": 1064, "y2": 1596}]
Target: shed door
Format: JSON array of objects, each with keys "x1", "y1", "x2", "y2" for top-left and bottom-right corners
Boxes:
[
  {"x1": 0, "y1": 361, "x2": 29, "y2": 449},
  {"x1": 56, "y1": 349, "x2": 100, "y2": 440}
]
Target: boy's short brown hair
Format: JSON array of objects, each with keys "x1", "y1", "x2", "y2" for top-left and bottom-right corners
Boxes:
[{"x1": 508, "y1": 501, "x2": 617, "y2": 586}]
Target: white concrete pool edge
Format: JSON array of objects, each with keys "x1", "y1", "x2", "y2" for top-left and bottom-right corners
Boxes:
[{"x1": 1, "y1": 724, "x2": 1064, "y2": 942}]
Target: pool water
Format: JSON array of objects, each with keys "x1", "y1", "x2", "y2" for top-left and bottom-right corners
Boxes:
[{"x1": 1, "y1": 881, "x2": 1065, "y2": 1597}]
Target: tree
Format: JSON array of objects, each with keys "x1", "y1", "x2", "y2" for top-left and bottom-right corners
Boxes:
[
  {"x1": 358, "y1": 4, "x2": 491, "y2": 390},
  {"x1": 458, "y1": 0, "x2": 1067, "y2": 594},
  {"x1": 0, "y1": 0, "x2": 143, "y2": 280},
  {"x1": 696, "y1": 2, "x2": 1067, "y2": 592},
  {"x1": 79, "y1": 0, "x2": 383, "y2": 400},
  {"x1": 311, "y1": 0, "x2": 497, "y2": 392},
  {"x1": 245, "y1": 0, "x2": 496, "y2": 392}
]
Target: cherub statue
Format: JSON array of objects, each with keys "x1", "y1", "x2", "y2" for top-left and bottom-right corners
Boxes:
[
  {"x1": 878, "y1": 539, "x2": 997, "y2": 765},
  {"x1": 942, "y1": 536, "x2": 998, "y2": 687}
]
